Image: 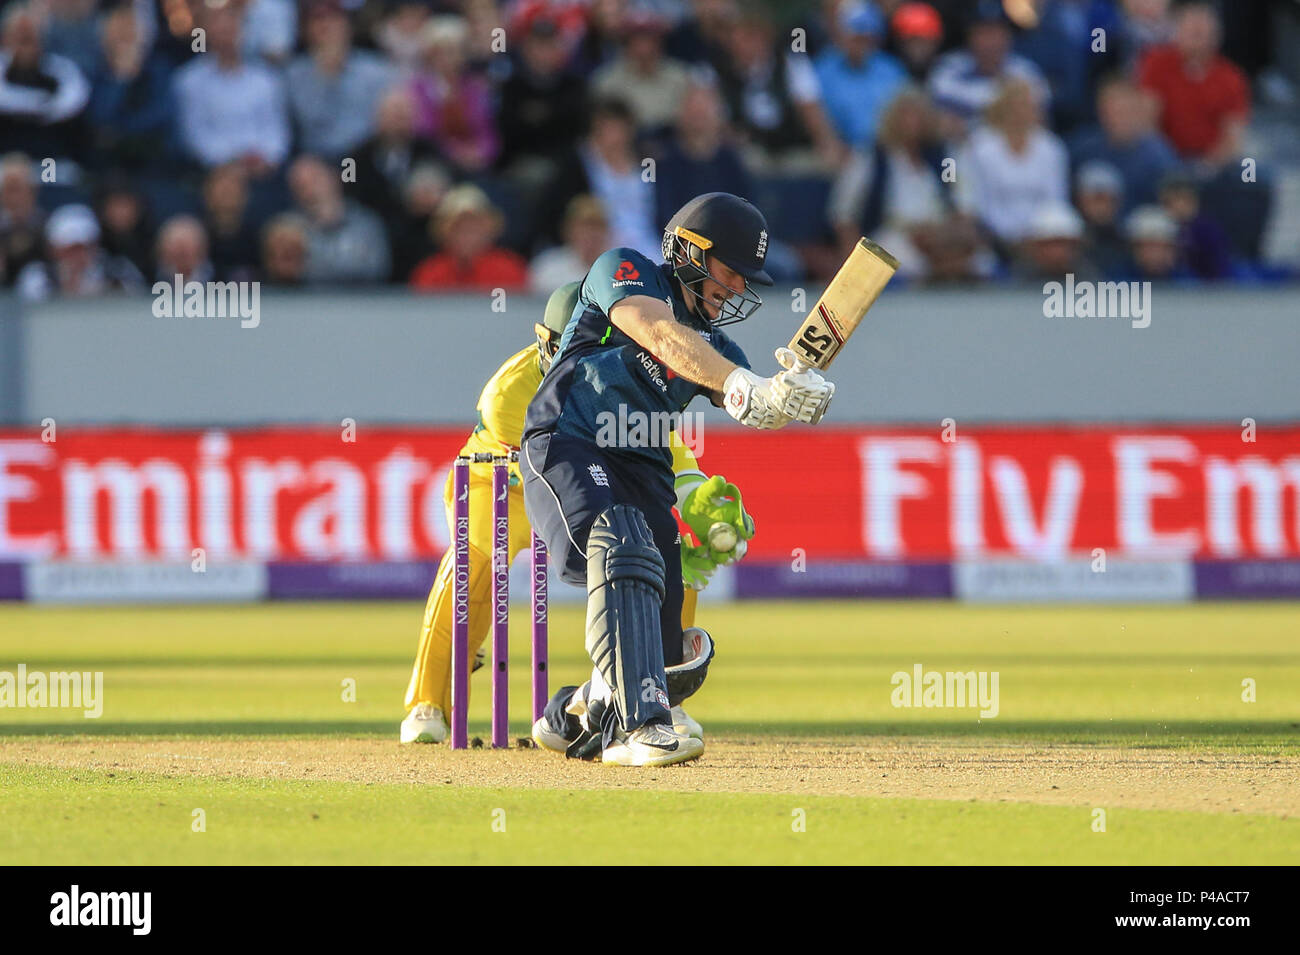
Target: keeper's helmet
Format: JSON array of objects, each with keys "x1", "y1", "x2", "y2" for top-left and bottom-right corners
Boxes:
[
  {"x1": 536, "y1": 280, "x2": 580, "y2": 373},
  {"x1": 661, "y1": 192, "x2": 772, "y2": 327}
]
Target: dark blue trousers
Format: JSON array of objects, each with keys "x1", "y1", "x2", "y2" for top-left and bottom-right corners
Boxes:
[{"x1": 520, "y1": 431, "x2": 684, "y2": 668}]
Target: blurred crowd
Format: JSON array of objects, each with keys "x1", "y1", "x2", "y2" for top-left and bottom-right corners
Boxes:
[{"x1": 0, "y1": 0, "x2": 1294, "y2": 301}]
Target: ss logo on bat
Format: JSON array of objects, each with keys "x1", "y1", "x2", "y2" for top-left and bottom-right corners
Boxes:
[{"x1": 794, "y1": 324, "x2": 834, "y2": 364}]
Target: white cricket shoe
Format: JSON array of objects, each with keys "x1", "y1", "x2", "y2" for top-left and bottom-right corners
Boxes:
[
  {"x1": 531, "y1": 715, "x2": 571, "y2": 753},
  {"x1": 671, "y1": 705, "x2": 704, "y2": 740},
  {"x1": 602, "y1": 721, "x2": 703, "y2": 767},
  {"x1": 400, "y1": 703, "x2": 447, "y2": 744}
]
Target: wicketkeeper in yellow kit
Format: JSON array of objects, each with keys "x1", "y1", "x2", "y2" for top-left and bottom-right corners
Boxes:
[{"x1": 400, "y1": 282, "x2": 756, "y2": 744}]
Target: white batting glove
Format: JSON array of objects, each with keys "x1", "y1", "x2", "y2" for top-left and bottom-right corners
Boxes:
[
  {"x1": 773, "y1": 347, "x2": 835, "y2": 424},
  {"x1": 722, "y1": 367, "x2": 795, "y2": 430}
]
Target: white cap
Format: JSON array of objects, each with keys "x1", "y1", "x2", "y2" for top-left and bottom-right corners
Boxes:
[
  {"x1": 1027, "y1": 202, "x2": 1084, "y2": 240},
  {"x1": 46, "y1": 204, "x2": 101, "y2": 248},
  {"x1": 1075, "y1": 160, "x2": 1123, "y2": 197},
  {"x1": 1125, "y1": 204, "x2": 1178, "y2": 242}
]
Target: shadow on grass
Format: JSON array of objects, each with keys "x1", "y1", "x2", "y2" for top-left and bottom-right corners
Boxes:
[
  {"x1": 703, "y1": 719, "x2": 1300, "y2": 745},
  {"x1": 3, "y1": 719, "x2": 1299, "y2": 744}
]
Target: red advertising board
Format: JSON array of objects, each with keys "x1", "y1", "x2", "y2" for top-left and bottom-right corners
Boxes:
[{"x1": 1, "y1": 426, "x2": 1297, "y2": 561}]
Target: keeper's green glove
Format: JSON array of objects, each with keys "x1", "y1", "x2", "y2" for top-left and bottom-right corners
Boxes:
[
  {"x1": 677, "y1": 473, "x2": 756, "y2": 567},
  {"x1": 680, "y1": 540, "x2": 718, "y2": 592}
]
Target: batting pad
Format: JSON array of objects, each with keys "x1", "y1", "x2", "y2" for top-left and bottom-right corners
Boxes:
[{"x1": 584, "y1": 505, "x2": 672, "y2": 736}]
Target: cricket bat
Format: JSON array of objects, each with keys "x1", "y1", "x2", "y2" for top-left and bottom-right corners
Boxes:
[{"x1": 787, "y1": 238, "x2": 899, "y2": 374}]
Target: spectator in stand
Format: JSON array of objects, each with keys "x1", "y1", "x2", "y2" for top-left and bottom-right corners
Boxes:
[
  {"x1": 1122, "y1": 204, "x2": 1192, "y2": 281},
  {"x1": 508, "y1": 0, "x2": 587, "y2": 58},
  {"x1": 409, "y1": 184, "x2": 528, "y2": 292},
  {"x1": 1067, "y1": 74, "x2": 1178, "y2": 213},
  {"x1": 829, "y1": 87, "x2": 968, "y2": 282},
  {"x1": 389, "y1": 161, "x2": 450, "y2": 281},
  {"x1": 87, "y1": 4, "x2": 173, "y2": 171},
  {"x1": 955, "y1": 77, "x2": 1069, "y2": 250},
  {"x1": 0, "y1": 152, "x2": 45, "y2": 287},
  {"x1": 243, "y1": 0, "x2": 298, "y2": 66},
  {"x1": 0, "y1": 2, "x2": 90, "y2": 160},
  {"x1": 16, "y1": 203, "x2": 143, "y2": 300},
  {"x1": 462, "y1": 0, "x2": 510, "y2": 77},
  {"x1": 497, "y1": 10, "x2": 587, "y2": 185},
  {"x1": 715, "y1": 11, "x2": 842, "y2": 171},
  {"x1": 260, "y1": 213, "x2": 309, "y2": 286},
  {"x1": 202, "y1": 163, "x2": 260, "y2": 282},
  {"x1": 791, "y1": 0, "x2": 853, "y2": 58},
  {"x1": 1137, "y1": 1, "x2": 1248, "y2": 169},
  {"x1": 541, "y1": 97, "x2": 660, "y2": 256},
  {"x1": 410, "y1": 15, "x2": 498, "y2": 174},
  {"x1": 573, "y1": 0, "x2": 624, "y2": 76},
  {"x1": 173, "y1": 3, "x2": 289, "y2": 174},
  {"x1": 529, "y1": 193, "x2": 610, "y2": 293},
  {"x1": 288, "y1": 154, "x2": 391, "y2": 284},
  {"x1": 1011, "y1": 202, "x2": 1098, "y2": 282},
  {"x1": 665, "y1": 0, "x2": 739, "y2": 66},
  {"x1": 1073, "y1": 160, "x2": 1129, "y2": 279},
  {"x1": 919, "y1": 217, "x2": 991, "y2": 285},
  {"x1": 928, "y1": 0, "x2": 1047, "y2": 140},
  {"x1": 654, "y1": 82, "x2": 754, "y2": 230},
  {"x1": 890, "y1": 2, "x2": 944, "y2": 82},
  {"x1": 1119, "y1": 0, "x2": 1174, "y2": 68},
  {"x1": 352, "y1": 86, "x2": 443, "y2": 222},
  {"x1": 1014, "y1": 0, "x2": 1122, "y2": 134},
  {"x1": 155, "y1": 215, "x2": 213, "y2": 284},
  {"x1": 95, "y1": 176, "x2": 154, "y2": 277},
  {"x1": 814, "y1": 1, "x2": 908, "y2": 151},
  {"x1": 1158, "y1": 170, "x2": 1234, "y2": 280},
  {"x1": 287, "y1": 1, "x2": 395, "y2": 161},
  {"x1": 590, "y1": 5, "x2": 693, "y2": 136},
  {"x1": 375, "y1": 1, "x2": 433, "y2": 74},
  {"x1": 42, "y1": 0, "x2": 99, "y2": 78}
]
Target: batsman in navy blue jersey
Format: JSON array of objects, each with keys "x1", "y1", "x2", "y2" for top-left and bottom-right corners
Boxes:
[{"x1": 521, "y1": 192, "x2": 837, "y2": 767}]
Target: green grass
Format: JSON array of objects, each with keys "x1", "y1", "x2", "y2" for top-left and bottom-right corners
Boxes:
[
  {"x1": 1, "y1": 602, "x2": 1296, "y2": 748},
  {"x1": 3, "y1": 764, "x2": 1295, "y2": 865},
  {"x1": 2, "y1": 601, "x2": 1298, "y2": 864}
]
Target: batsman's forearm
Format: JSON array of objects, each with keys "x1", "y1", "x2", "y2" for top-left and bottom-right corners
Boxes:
[{"x1": 610, "y1": 297, "x2": 737, "y2": 391}]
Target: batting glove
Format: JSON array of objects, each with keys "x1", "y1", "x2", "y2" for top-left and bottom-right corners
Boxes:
[
  {"x1": 722, "y1": 366, "x2": 795, "y2": 430},
  {"x1": 773, "y1": 347, "x2": 835, "y2": 424}
]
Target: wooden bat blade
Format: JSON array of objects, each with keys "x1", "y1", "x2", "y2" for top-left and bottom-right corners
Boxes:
[{"x1": 787, "y1": 238, "x2": 898, "y2": 371}]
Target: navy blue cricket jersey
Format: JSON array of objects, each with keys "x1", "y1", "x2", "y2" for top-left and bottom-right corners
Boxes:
[{"x1": 523, "y1": 247, "x2": 750, "y2": 480}]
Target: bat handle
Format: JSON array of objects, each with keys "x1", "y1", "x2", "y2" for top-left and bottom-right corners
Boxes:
[{"x1": 777, "y1": 346, "x2": 812, "y2": 377}]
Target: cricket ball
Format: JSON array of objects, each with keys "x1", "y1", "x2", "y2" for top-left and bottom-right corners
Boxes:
[{"x1": 707, "y1": 522, "x2": 738, "y2": 553}]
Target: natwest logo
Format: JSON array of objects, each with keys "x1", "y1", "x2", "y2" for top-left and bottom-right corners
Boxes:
[
  {"x1": 613, "y1": 261, "x2": 640, "y2": 282},
  {"x1": 635, "y1": 351, "x2": 669, "y2": 392}
]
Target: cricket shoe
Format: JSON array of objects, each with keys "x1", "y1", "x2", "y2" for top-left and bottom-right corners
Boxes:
[
  {"x1": 671, "y1": 705, "x2": 704, "y2": 739},
  {"x1": 532, "y1": 685, "x2": 586, "y2": 753},
  {"x1": 531, "y1": 715, "x2": 572, "y2": 753},
  {"x1": 602, "y1": 721, "x2": 703, "y2": 767},
  {"x1": 400, "y1": 703, "x2": 447, "y2": 744}
]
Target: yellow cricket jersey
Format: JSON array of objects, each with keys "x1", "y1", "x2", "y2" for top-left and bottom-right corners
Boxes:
[{"x1": 464, "y1": 345, "x2": 705, "y2": 493}]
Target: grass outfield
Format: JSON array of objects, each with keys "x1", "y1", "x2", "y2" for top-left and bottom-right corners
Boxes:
[{"x1": 1, "y1": 602, "x2": 1298, "y2": 864}]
